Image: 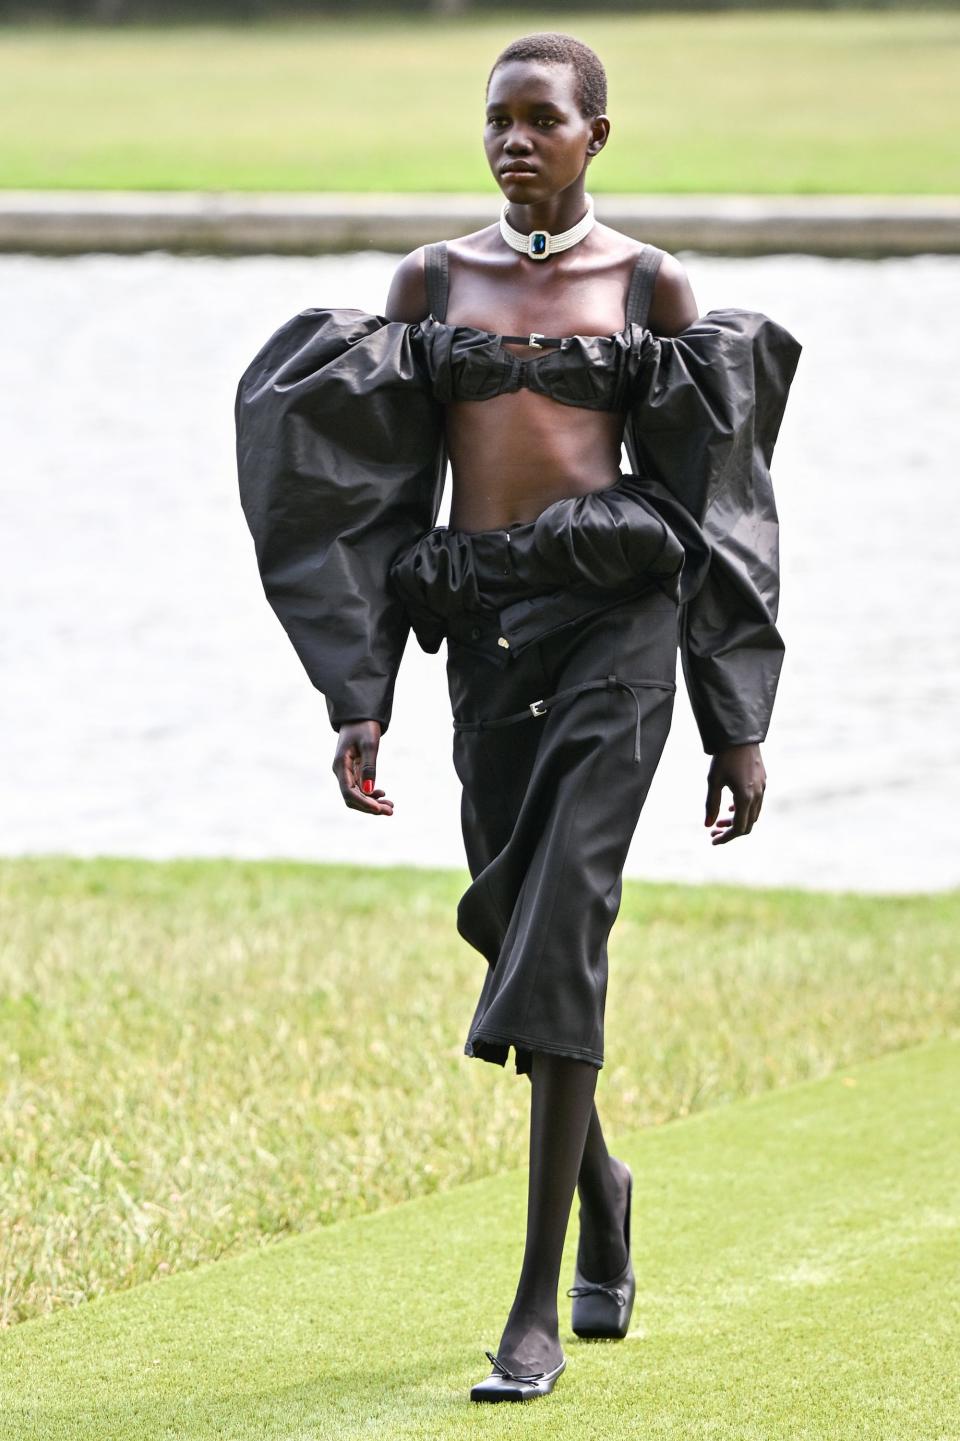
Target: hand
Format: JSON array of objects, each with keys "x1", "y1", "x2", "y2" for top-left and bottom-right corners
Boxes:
[
  {"x1": 332, "y1": 720, "x2": 394, "y2": 816},
  {"x1": 704, "y1": 742, "x2": 765, "y2": 844}
]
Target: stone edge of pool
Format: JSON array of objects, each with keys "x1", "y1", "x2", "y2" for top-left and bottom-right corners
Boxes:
[{"x1": 1, "y1": 191, "x2": 958, "y2": 256}]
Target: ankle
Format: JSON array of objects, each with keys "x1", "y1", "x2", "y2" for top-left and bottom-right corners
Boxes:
[
  {"x1": 578, "y1": 1152, "x2": 627, "y2": 1218},
  {"x1": 506, "y1": 1295, "x2": 559, "y2": 1333}
]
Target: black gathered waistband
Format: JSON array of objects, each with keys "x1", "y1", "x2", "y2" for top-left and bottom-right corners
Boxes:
[{"x1": 387, "y1": 471, "x2": 697, "y2": 664}]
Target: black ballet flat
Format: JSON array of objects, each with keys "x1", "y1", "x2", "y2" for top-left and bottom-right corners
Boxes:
[
  {"x1": 469, "y1": 1347, "x2": 567, "y2": 1403},
  {"x1": 567, "y1": 1162, "x2": 636, "y2": 1339}
]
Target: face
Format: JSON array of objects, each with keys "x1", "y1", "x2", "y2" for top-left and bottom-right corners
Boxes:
[{"x1": 484, "y1": 59, "x2": 608, "y2": 202}]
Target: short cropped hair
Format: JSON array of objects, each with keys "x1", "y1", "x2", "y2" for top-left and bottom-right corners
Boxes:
[{"x1": 486, "y1": 32, "x2": 608, "y2": 121}]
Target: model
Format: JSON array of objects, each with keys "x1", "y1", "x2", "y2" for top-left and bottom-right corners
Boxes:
[{"x1": 235, "y1": 30, "x2": 801, "y2": 1405}]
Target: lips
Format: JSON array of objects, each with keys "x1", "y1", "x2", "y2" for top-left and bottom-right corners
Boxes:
[{"x1": 501, "y1": 165, "x2": 538, "y2": 176}]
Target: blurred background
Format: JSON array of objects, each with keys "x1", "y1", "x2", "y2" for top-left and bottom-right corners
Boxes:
[
  {"x1": 2, "y1": 5, "x2": 957, "y2": 890},
  {"x1": 1, "y1": 1, "x2": 959, "y2": 1351}
]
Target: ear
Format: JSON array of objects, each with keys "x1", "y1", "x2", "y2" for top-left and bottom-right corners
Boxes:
[{"x1": 586, "y1": 115, "x2": 610, "y2": 158}]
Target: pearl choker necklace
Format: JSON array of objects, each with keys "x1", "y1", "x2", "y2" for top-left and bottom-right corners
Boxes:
[{"x1": 499, "y1": 192, "x2": 595, "y2": 261}]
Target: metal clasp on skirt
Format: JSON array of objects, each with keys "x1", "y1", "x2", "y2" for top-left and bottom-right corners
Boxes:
[{"x1": 453, "y1": 672, "x2": 678, "y2": 766}]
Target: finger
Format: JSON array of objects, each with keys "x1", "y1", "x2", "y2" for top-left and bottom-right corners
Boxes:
[
  {"x1": 357, "y1": 734, "x2": 379, "y2": 794},
  {"x1": 336, "y1": 750, "x2": 393, "y2": 815},
  {"x1": 705, "y1": 774, "x2": 724, "y2": 826},
  {"x1": 346, "y1": 785, "x2": 394, "y2": 815},
  {"x1": 713, "y1": 788, "x2": 750, "y2": 844}
]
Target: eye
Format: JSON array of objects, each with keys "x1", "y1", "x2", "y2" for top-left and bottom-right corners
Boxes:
[{"x1": 537, "y1": 118, "x2": 559, "y2": 128}]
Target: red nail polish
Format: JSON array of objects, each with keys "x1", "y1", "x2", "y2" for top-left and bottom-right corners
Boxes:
[{"x1": 362, "y1": 778, "x2": 374, "y2": 795}]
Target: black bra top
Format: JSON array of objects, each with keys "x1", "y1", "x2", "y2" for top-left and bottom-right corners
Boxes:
[{"x1": 417, "y1": 239, "x2": 666, "y2": 414}]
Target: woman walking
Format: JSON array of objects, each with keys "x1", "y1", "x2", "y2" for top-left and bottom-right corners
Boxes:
[{"x1": 236, "y1": 30, "x2": 800, "y2": 1405}]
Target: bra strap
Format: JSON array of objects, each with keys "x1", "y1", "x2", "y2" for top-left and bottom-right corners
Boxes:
[
  {"x1": 424, "y1": 240, "x2": 449, "y2": 321},
  {"x1": 625, "y1": 244, "x2": 666, "y2": 329}
]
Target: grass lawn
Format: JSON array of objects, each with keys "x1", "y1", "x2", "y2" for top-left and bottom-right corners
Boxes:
[
  {"x1": 0, "y1": 1035, "x2": 957, "y2": 1439},
  {"x1": 1, "y1": 856, "x2": 958, "y2": 1333},
  {"x1": 0, "y1": 12, "x2": 957, "y2": 193}
]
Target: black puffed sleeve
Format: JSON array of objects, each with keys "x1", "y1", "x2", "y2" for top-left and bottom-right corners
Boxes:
[
  {"x1": 235, "y1": 308, "x2": 446, "y2": 735},
  {"x1": 624, "y1": 309, "x2": 801, "y2": 755}
]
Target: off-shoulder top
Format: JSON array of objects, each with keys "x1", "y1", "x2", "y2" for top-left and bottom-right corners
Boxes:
[
  {"x1": 418, "y1": 239, "x2": 666, "y2": 411},
  {"x1": 235, "y1": 299, "x2": 801, "y2": 748}
]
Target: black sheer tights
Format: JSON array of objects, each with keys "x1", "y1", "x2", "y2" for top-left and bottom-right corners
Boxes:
[{"x1": 493, "y1": 1051, "x2": 629, "y2": 1374}]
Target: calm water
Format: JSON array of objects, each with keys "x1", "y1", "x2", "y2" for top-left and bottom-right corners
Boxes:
[{"x1": 1, "y1": 251, "x2": 958, "y2": 892}]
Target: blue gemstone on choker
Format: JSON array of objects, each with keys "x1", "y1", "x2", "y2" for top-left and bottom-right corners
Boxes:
[{"x1": 530, "y1": 231, "x2": 548, "y2": 256}]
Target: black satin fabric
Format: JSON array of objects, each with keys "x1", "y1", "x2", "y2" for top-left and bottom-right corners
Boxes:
[
  {"x1": 235, "y1": 308, "x2": 446, "y2": 734},
  {"x1": 622, "y1": 308, "x2": 800, "y2": 753},
  {"x1": 417, "y1": 314, "x2": 642, "y2": 411},
  {"x1": 235, "y1": 305, "x2": 801, "y2": 752},
  {"x1": 387, "y1": 471, "x2": 693, "y2": 661},
  {"x1": 441, "y1": 539, "x2": 681, "y2": 1075}
]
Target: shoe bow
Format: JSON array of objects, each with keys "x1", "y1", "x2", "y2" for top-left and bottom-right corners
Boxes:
[
  {"x1": 566, "y1": 1281, "x2": 626, "y2": 1306},
  {"x1": 484, "y1": 1348, "x2": 546, "y2": 1383}
]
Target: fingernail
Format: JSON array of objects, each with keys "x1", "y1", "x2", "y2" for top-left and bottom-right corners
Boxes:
[{"x1": 362, "y1": 779, "x2": 374, "y2": 795}]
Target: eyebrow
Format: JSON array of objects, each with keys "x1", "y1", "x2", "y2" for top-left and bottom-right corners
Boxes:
[{"x1": 485, "y1": 100, "x2": 566, "y2": 114}]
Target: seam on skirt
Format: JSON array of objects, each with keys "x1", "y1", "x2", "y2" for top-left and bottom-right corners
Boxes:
[{"x1": 514, "y1": 713, "x2": 610, "y2": 1046}]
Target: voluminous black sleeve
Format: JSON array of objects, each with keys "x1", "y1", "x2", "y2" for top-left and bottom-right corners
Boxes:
[
  {"x1": 235, "y1": 308, "x2": 446, "y2": 736},
  {"x1": 624, "y1": 309, "x2": 801, "y2": 755}
]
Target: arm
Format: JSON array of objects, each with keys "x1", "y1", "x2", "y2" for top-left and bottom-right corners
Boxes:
[
  {"x1": 646, "y1": 251, "x2": 699, "y2": 336},
  {"x1": 235, "y1": 298, "x2": 446, "y2": 819},
  {"x1": 646, "y1": 256, "x2": 767, "y2": 844},
  {"x1": 623, "y1": 303, "x2": 800, "y2": 845},
  {"x1": 384, "y1": 245, "x2": 431, "y2": 323},
  {"x1": 332, "y1": 248, "x2": 437, "y2": 816}
]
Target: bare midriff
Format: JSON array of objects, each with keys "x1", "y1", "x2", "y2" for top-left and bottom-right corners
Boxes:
[{"x1": 445, "y1": 355, "x2": 627, "y2": 534}]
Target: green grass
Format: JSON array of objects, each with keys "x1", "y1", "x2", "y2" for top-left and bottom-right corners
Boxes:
[
  {"x1": 1, "y1": 856, "x2": 958, "y2": 1332},
  {"x1": 0, "y1": 1035, "x2": 957, "y2": 1439},
  {"x1": 0, "y1": 12, "x2": 958, "y2": 193}
]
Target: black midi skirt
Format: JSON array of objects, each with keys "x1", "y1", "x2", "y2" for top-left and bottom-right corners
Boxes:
[{"x1": 388, "y1": 474, "x2": 682, "y2": 1077}]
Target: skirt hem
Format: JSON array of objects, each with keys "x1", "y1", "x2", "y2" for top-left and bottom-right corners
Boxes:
[{"x1": 465, "y1": 1028, "x2": 604, "y2": 1076}]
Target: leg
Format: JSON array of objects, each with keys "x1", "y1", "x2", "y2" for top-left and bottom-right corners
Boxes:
[
  {"x1": 525, "y1": 1073, "x2": 631, "y2": 1282},
  {"x1": 496, "y1": 1051, "x2": 599, "y2": 1373}
]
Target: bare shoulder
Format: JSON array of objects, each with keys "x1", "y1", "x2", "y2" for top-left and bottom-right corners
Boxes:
[
  {"x1": 383, "y1": 246, "x2": 431, "y2": 323},
  {"x1": 444, "y1": 224, "x2": 504, "y2": 281},
  {"x1": 596, "y1": 224, "x2": 697, "y2": 334},
  {"x1": 648, "y1": 248, "x2": 699, "y2": 335},
  {"x1": 384, "y1": 226, "x2": 501, "y2": 322}
]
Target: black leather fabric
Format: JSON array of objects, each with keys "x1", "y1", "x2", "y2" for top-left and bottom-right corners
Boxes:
[{"x1": 235, "y1": 305, "x2": 801, "y2": 751}]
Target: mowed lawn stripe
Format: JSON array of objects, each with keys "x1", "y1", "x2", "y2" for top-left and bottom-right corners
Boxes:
[{"x1": 0, "y1": 1036, "x2": 956, "y2": 1440}]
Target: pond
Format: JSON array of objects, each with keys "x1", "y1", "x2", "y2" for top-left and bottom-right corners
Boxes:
[{"x1": 1, "y1": 250, "x2": 957, "y2": 892}]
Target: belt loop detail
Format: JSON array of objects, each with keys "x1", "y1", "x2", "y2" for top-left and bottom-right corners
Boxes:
[
  {"x1": 630, "y1": 686, "x2": 643, "y2": 765},
  {"x1": 605, "y1": 673, "x2": 642, "y2": 764}
]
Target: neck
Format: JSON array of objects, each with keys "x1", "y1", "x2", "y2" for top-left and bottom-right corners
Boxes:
[{"x1": 503, "y1": 187, "x2": 589, "y2": 235}]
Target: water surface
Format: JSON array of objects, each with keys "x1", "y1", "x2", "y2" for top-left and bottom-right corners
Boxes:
[{"x1": 1, "y1": 251, "x2": 958, "y2": 892}]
